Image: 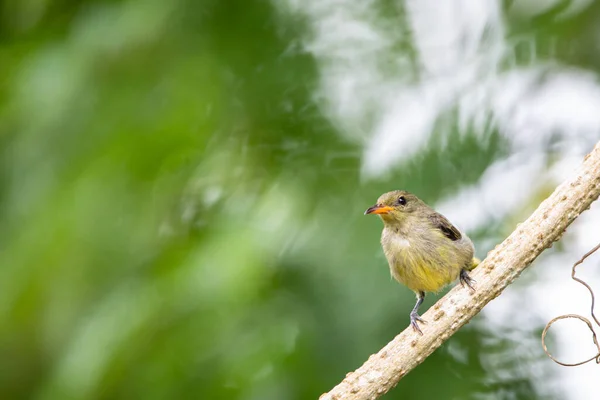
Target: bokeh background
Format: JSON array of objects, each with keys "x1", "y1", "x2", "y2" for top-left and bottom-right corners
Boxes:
[{"x1": 2, "y1": 0, "x2": 600, "y2": 399}]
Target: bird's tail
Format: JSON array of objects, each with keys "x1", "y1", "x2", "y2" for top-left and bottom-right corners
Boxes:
[{"x1": 468, "y1": 257, "x2": 481, "y2": 271}]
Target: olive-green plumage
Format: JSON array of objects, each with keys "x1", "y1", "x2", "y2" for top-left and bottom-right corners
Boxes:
[{"x1": 365, "y1": 190, "x2": 478, "y2": 334}]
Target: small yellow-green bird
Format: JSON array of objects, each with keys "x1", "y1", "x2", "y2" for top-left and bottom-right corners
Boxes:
[{"x1": 365, "y1": 190, "x2": 478, "y2": 335}]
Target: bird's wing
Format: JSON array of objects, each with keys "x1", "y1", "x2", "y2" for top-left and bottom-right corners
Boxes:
[{"x1": 428, "y1": 212, "x2": 462, "y2": 241}]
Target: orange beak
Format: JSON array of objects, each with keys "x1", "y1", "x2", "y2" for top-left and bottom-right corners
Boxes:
[{"x1": 364, "y1": 205, "x2": 394, "y2": 215}]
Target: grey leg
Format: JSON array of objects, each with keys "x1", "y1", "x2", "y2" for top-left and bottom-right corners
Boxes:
[{"x1": 410, "y1": 291, "x2": 426, "y2": 335}]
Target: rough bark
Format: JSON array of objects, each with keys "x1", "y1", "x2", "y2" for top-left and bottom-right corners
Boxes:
[{"x1": 320, "y1": 141, "x2": 600, "y2": 400}]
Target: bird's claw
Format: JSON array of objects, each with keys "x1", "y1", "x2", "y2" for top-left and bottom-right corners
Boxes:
[
  {"x1": 410, "y1": 311, "x2": 426, "y2": 335},
  {"x1": 460, "y1": 269, "x2": 476, "y2": 292}
]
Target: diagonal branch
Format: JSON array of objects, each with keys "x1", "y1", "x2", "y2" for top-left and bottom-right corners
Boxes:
[{"x1": 320, "y1": 141, "x2": 600, "y2": 400}]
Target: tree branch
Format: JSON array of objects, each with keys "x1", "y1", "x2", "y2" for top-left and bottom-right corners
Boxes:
[{"x1": 320, "y1": 141, "x2": 600, "y2": 400}]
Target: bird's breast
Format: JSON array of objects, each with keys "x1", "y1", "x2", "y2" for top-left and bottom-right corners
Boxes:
[{"x1": 380, "y1": 228, "x2": 466, "y2": 293}]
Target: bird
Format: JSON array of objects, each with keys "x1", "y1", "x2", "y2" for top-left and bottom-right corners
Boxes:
[{"x1": 365, "y1": 190, "x2": 479, "y2": 335}]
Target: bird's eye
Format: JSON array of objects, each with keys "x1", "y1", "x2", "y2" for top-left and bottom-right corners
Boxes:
[{"x1": 397, "y1": 196, "x2": 407, "y2": 206}]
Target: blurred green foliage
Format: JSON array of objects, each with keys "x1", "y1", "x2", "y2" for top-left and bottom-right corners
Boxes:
[{"x1": 2, "y1": 0, "x2": 598, "y2": 399}]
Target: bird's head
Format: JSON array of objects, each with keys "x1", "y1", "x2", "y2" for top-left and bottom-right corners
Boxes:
[{"x1": 364, "y1": 190, "x2": 424, "y2": 225}]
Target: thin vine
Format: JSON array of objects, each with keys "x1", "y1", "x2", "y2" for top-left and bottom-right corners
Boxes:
[{"x1": 542, "y1": 243, "x2": 600, "y2": 366}]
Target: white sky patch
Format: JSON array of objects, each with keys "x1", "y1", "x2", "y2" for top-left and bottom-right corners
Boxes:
[
  {"x1": 363, "y1": 84, "x2": 445, "y2": 175},
  {"x1": 276, "y1": 0, "x2": 401, "y2": 142},
  {"x1": 405, "y1": 0, "x2": 504, "y2": 76},
  {"x1": 435, "y1": 152, "x2": 547, "y2": 233},
  {"x1": 491, "y1": 69, "x2": 600, "y2": 151}
]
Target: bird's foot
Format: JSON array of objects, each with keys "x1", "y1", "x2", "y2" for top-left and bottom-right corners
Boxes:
[
  {"x1": 460, "y1": 269, "x2": 476, "y2": 292},
  {"x1": 410, "y1": 311, "x2": 426, "y2": 335}
]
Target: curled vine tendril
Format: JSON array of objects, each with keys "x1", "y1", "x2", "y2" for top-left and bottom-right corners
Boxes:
[{"x1": 542, "y1": 243, "x2": 600, "y2": 366}]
